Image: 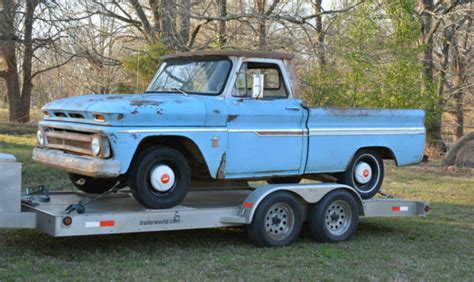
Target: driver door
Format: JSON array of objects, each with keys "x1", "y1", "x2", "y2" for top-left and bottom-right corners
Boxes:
[{"x1": 225, "y1": 60, "x2": 305, "y2": 178}]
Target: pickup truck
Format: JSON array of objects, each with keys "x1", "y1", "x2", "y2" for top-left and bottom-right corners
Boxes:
[{"x1": 32, "y1": 50, "x2": 426, "y2": 209}]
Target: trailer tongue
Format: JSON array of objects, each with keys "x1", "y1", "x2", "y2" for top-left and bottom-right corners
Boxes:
[{"x1": 0, "y1": 154, "x2": 430, "y2": 247}]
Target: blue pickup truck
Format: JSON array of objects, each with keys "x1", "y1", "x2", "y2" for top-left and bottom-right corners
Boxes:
[{"x1": 32, "y1": 50, "x2": 426, "y2": 209}]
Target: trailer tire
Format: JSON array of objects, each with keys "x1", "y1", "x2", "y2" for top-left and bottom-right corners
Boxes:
[
  {"x1": 336, "y1": 150, "x2": 384, "y2": 199},
  {"x1": 129, "y1": 146, "x2": 191, "y2": 209},
  {"x1": 308, "y1": 190, "x2": 359, "y2": 243},
  {"x1": 69, "y1": 174, "x2": 118, "y2": 194},
  {"x1": 247, "y1": 192, "x2": 302, "y2": 247}
]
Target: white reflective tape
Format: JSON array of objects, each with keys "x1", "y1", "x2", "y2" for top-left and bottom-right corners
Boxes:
[
  {"x1": 400, "y1": 206, "x2": 409, "y2": 211},
  {"x1": 85, "y1": 222, "x2": 100, "y2": 228}
]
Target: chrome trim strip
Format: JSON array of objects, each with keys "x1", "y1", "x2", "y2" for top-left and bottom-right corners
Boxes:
[
  {"x1": 118, "y1": 127, "x2": 425, "y2": 136},
  {"x1": 118, "y1": 128, "x2": 227, "y2": 134},
  {"x1": 309, "y1": 127, "x2": 425, "y2": 136}
]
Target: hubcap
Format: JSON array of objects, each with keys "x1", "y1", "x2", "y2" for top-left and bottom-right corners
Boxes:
[
  {"x1": 325, "y1": 200, "x2": 352, "y2": 236},
  {"x1": 264, "y1": 203, "x2": 295, "y2": 240},
  {"x1": 150, "y1": 165, "x2": 176, "y2": 192},
  {"x1": 354, "y1": 161, "x2": 372, "y2": 184}
]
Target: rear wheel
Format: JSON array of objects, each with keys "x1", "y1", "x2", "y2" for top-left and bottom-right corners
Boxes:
[
  {"x1": 69, "y1": 174, "x2": 118, "y2": 194},
  {"x1": 308, "y1": 190, "x2": 359, "y2": 243},
  {"x1": 336, "y1": 150, "x2": 384, "y2": 199},
  {"x1": 128, "y1": 146, "x2": 191, "y2": 209},
  {"x1": 247, "y1": 192, "x2": 302, "y2": 247}
]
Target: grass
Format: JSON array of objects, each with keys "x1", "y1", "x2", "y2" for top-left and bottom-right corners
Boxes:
[{"x1": 0, "y1": 133, "x2": 473, "y2": 280}]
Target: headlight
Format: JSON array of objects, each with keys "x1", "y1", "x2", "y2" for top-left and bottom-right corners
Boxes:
[
  {"x1": 37, "y1": 129, "x2": 45, "y2": 146},
  {"x1": 91, "y1": 135, "x2": 101, "y2": 156}
]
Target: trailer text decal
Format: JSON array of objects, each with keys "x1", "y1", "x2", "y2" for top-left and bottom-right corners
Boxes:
[{"x1": 140, "y1": 212, "x2": 181, "y2": 225}]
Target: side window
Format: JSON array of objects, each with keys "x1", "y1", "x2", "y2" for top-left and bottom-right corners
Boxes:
[{"x1": 232, "y1": 62, "x2": 288, "y2": 99}]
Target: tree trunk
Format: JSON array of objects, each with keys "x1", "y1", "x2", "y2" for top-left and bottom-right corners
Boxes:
[
  {"x1": 179, "y1": 0, "x2": 190, "y2": 50},
  {"x1": 217, "y1": 0, "x2": 227, "y2": 47},
  {"x1": 451, "y1": 35, "x2": 465, "y2": 140},
  {"x1": 256, "y1": 0, "x2": 266, "y2": 50},
  {"x1": 160, "y1": 0, "x2": 177, "y2": 48},
  {"x1": 314, "y1": 0, "x2": 325, "y2": 68},
  {"x1": 149, "y1": 0, "x2": 161, "y2": 34},
  {"x1": 419, "y1": 0, "x2": 445, "y2": 150},
  {"x1": 0, "y1": 0, "x2": 23, "y2": 122},
  {"x1": 419, "y1": 0, "x2": 434, "y2": 92},
  {"x1": 18, "y1": 0, "x2": 40, "y2": 123}
]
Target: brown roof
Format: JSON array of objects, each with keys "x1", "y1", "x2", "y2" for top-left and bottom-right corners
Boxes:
[{"x1": 161, "y1": 50, "x2": 294, "y2": 60}]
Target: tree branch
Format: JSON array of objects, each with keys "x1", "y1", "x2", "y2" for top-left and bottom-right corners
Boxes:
[{"x1": 31, "y1": 55, "x2": 76, "y2": 79}]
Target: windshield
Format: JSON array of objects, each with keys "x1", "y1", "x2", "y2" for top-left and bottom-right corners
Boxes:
[{"x1": 146, "y1": 59, "x2": 232, "y2": 95}]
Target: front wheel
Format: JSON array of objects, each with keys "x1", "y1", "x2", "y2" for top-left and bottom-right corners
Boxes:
[
  {"x1": 336, "y1": 150, "x2": 384, "y2": 199},
  {"x1": 128, "y1": 146, "x2": 191, "y2": 209}
]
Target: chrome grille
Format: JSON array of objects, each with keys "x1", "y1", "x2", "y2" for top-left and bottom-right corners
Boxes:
[{"x1": 45, "y1": 128, "x2": 94, "y2": 156}]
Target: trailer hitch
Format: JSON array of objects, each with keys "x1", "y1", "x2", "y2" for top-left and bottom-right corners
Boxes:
[{"x1": 21, "y1": 185, "x2": 50, "y2": 203}]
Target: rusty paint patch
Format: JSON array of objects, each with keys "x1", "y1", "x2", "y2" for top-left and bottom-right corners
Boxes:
[
  {"x1": 130, "y1": 100, "x2": 163, "y2": 107},
  {"x1": 130, "y1": 100, "x2": 164, "y2": 115},
  {"x1": 227, "y1": 114, "x2": 238, "y2": 122},
  {"x1": 217, "y1": 153, "x2": 226, "y2": 179}
]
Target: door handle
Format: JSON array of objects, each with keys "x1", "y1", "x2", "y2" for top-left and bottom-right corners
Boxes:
[{"x1": 285, "y1": 106, "x2": 300, "y2": 111}]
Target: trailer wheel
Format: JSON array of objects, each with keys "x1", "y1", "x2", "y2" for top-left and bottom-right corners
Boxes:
[
  {"x1": 336, "y1": 150, "x2": 384, "y2": 199},
  {"x1": 129, "y1": 146, "x2": 191, "y2": 209},
  {"x1": 69, "y1": 174, "x2": 118, "y2": 194},
  {"x1": 308, "y1": 190, "x2": 359, "y2": 243},
  {"x1": 247, "y1": 192, "x2": 302, "y2": 247}
]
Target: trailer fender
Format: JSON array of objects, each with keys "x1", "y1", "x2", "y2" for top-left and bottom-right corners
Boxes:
[{"x1": 241, "y1": 183, "x2": 364, "y2": 224}]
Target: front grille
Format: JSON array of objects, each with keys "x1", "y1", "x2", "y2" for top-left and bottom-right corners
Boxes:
[{"x1": 45, "y1": 128, "x2": 94, "y2": 156}]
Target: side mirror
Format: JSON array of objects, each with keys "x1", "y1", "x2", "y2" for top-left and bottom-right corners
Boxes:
[{"x1": 251, "y1": 73, "x2": 264, "y2": 99}]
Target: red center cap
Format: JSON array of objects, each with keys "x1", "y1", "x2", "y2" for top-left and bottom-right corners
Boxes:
[
  {"x1": 363, "y1": 170, "x2": 369, "y2": 177},
  {"x1": 161, "y1": 174, "x2": 170, "y2": 184}
]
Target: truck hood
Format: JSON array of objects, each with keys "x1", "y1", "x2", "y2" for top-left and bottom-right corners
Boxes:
[{"x1": 42, "y1": 93, "x2": 208, "y2": 127}]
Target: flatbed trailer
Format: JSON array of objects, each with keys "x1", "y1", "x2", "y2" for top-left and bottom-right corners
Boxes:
[{"x1": 0, "y1": 154, "x2": 431, "y2": 247}]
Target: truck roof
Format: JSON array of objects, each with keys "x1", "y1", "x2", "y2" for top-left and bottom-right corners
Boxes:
[{"x1": 161, "y1": 50, "x2": 294, "y2": 61}]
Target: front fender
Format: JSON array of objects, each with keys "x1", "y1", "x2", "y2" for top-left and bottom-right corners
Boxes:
[{"x1": 115, "y1": 128, "x2": 228, "y2": 178}]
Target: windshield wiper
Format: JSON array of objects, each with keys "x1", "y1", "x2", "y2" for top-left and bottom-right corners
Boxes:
[
  {"x1": 170, "y1": 87, "x2": 189, "y2": 96},
  {"x1": 145, "y1": 88, "x2": 189, "y2": 96}
]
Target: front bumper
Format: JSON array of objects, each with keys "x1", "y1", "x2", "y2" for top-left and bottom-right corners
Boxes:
[{"x1": 32, "y1": 148, "x2": 121, "y2": 178}]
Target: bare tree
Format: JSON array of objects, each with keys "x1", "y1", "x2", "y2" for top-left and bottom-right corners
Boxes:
[{"x1": 0, "y1": 0, "x2": 57, "y2": 123}]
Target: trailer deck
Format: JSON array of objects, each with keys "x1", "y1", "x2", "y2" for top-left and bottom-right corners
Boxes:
[{"x1": 1, "y1": 154, "x2": 431, "y2": 246}]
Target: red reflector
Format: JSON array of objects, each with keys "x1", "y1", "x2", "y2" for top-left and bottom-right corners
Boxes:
[
  {"x1": 392, "y1": 206, "x2": 400, "y2": 211},
  {"x1": 243, "y1": 202, "x2": 253, "y2": 208},
  {"x1": 100, "y1": 220, "x2": 115, "y2": 227}
]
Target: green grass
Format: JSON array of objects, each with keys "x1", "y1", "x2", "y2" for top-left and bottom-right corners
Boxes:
[{"x1": 0, "y1": 134, "x2": 473, "y2": 280}]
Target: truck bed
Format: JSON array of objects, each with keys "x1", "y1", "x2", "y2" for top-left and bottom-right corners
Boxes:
[{"x1": 305, "y1": 108, "x2": 426, "y2": 173}]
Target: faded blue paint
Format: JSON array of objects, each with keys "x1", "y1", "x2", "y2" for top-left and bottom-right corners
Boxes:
[
  {"x1": 37, "y1": 55, "x2": 426, "y2": 180},
  {"x1": 305, "y1": 108, "x2": 426, "y2": 173}
]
